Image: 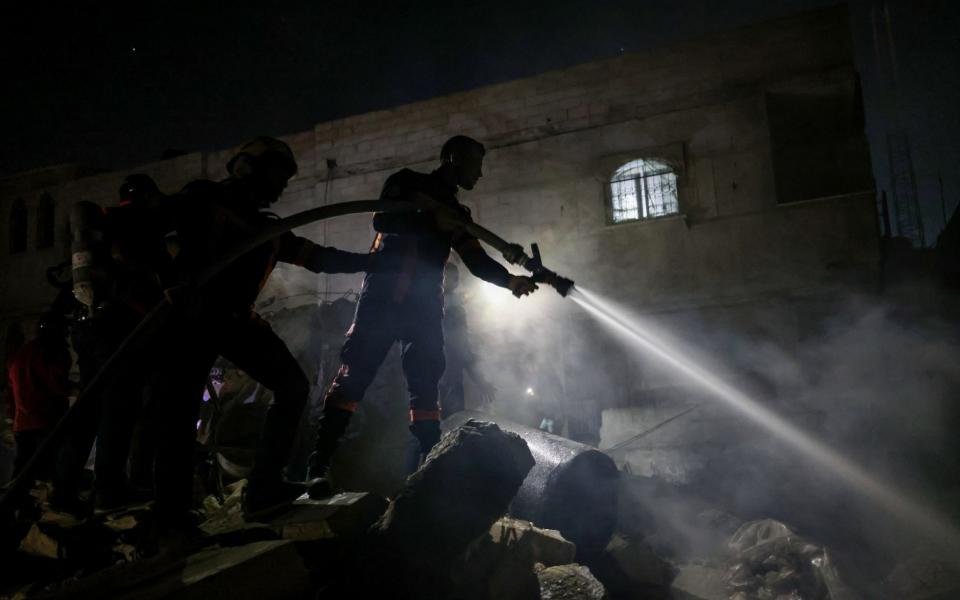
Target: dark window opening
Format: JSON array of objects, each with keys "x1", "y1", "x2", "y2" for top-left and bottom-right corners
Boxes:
[
  {"x1": 8, "y1": 198, "x2": 27, "y2": 254},
  {"x1": 36, "y1": 193, "x2": 55, "y2": 249},
  {"x1": 766, "y1": 80, "x2": 874, "y2": 204}
]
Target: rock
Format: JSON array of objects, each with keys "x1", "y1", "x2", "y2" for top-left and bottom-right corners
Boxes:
[
  {"x1": 536, "y1": 563, "x2": 608, "y2": 600},
  {"x1": 452, "y1": 535, "x2": 541, "y2": 600},
  {"x1": 19, "y1": 524, "x2": 59, "y2": 559},
  {"x1": 725, "y1": 519, "x2": 856, "y2": 600},
  {"x1": 445, "y1": 411, "x2": 619, "y2": 560},
  {"x1": 489, "y1": 517, "x2": 577, "y2": 566},
  {"x1": 102, "y1": 515, "x2": 139, "y2": 532},
  {"x1": 589, "y1": 534, "x2": 676, "y2": 598},
  {"x1": 365, "y1": 419, "x2": 535, "y2": 599},
  {"x1": 449, "y1": 517, "x2": 576, "y2": 600},
  {"x1": 269, "y1": 491, "x2": 387, "y2": 541},
  {"x1": 38, "y1": 510, "x2": 80, "y2": 529}
]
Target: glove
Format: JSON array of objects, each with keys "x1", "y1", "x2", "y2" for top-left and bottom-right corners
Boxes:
[
  {"x1": 501, "y1": 244, "x2": 527, "y2": 266},
  {"x1": 507, "y1": 276, "x2": 538, "y2": 298}
]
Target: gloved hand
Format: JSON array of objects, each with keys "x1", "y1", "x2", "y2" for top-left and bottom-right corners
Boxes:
[
  {"x1": 501, "y1": 244, "x2": 527, "y2": 266},
  {"x1": 507, "y1": 275, "x2": 538, "y2": 298}
]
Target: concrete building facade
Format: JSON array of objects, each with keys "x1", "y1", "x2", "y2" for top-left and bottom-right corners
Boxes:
[{"x1": 0, "y1": 7, "x2": 877, "y2": 481}]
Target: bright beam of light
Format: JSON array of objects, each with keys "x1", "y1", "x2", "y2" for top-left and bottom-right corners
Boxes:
[{"x1": 569, "y1": 286, "x2": 960, "y2": 551}]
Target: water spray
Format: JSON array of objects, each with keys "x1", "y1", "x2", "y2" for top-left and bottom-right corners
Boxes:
[{"x1": 567, "y1": 286, "x2": 960, "y2": 554}]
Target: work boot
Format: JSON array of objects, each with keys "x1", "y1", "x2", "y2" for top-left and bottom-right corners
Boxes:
[
  {"x1": 305, "y1": 406, "x2": 352, "y2": 500},
  {"x1": 305, "y1": 461, "x2": 335, "y2": 500},
  {"x1": 242, "y1": 479, "x2": 307, "y2": 521},
  {"x1": 405, "y1": 419, "x2": 442, "y2": 472},
  {"x1": 48, "y1": 487, "x2": 93, "y2": 519},
  {"x1": 409, "y1": 419, "x2": 442, "y2": 458}
]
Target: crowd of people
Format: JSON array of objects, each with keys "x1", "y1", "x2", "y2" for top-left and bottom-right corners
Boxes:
[{"x1": 0, "y1": 134, "x2": 539, "y2": 537}]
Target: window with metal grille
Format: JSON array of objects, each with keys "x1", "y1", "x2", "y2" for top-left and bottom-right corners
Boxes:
[
  {"x1": 608, "y1": 159, "x2": 679, "y2": 224},
  {"x1": 36, "y1": 193, "x2": 55, "y2": 249}
]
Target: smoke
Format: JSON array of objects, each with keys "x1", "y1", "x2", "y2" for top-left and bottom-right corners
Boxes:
[{"x1": 461, "y1": 277, "x2": 960, "y2": 587}]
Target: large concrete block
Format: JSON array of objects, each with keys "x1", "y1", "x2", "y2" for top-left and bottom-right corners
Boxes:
[{"x1": 364, "y1": 419, "x2": 535, "y2": 598}]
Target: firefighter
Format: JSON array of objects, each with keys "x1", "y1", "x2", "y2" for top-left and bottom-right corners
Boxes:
[
  {"x1": 51, "y1": 173, "x2": 173, "y2": 514},
  {"x1": 153, "y1": 136, "x2": 372, "y2": 521},
  {"x1": 308, "y1": 135, "x2": 537, "y2": 497}
]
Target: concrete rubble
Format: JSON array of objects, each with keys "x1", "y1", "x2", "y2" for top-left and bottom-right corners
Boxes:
[
  {"x1": 536, "y1": 563, "x2": 609, "y2": 600},
  {"x1": 359, "y1": 419, "x2": 536, "y2": 599},
  {"x1": 450, "y1": 517, "x2": 577, "y2": 600},
  {"x1": 0, "y1": 418, "x2": 884, "y2": 600},
  {"x1": 2, "y1": 420, "x2": 617, "y2": 600}
]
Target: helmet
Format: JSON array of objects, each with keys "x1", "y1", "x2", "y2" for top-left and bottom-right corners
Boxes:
[
  {"x1": 118, "y1": 174, "x2": 160, "y2": 206},
  {"x1": 226, "y1": 136, "x2": 298, "y2": 178}
]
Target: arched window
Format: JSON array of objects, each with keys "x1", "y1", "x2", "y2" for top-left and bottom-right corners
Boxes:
[
  {"x1": 36, "y1": 193, "x2": 55, "y2": 249},
  {"x1": 8, "y1": 198, "x2": 27, "y2": 254},
  {"x1": 608, "y1": 159, "x2": 679, "y2": 224}
]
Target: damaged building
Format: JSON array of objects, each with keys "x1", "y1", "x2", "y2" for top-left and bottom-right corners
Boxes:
[{"x1": 1, "y1": 5, "x2": 958, "y2": 599}]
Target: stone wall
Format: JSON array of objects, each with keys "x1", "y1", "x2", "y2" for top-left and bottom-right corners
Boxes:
[{"x1": 0, "y1": 8, "x2": 878, "y2": 469}]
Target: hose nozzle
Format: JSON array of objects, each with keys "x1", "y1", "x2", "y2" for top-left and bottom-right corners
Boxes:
[{"x1": 523, "y1": 243, "x2": 575, "y2": 297}]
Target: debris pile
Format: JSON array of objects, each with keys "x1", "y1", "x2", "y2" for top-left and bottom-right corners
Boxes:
[
  {"x1": 725, "y1": 519, "x2": 855, "y2": 600},
  {"x1": 1, "y1": 420, "x2": 617, "y2": 600}
]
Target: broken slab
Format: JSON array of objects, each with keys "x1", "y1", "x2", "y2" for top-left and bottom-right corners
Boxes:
[
  {"x1": 19, "y1": 524, "x2": 59, "y2": 559},
  {"x1": 536, "y1": 563, "x2": 608, "y2": 600},
  {"x1": 489, "y1": 517, "x2": 576, "y2": 567},
  {"x1": 444, "y1": 411, "x2": 619, "y2": 560},
  {"x1": 448, "y1": 517, "x2": 576, "y2": 600},
  {"x1": 269, "y1": 492, "x2": 388, "y2": 541},
  {"x1": 364, "y1": 419, "x2": 535, "y2": 599}
]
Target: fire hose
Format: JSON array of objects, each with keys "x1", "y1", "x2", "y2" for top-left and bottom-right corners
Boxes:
[{"x1": 0, "y1": 199, "x2": 575, "y2": 514}]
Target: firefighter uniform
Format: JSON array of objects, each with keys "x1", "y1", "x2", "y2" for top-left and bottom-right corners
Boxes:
[
  {"x1": 315, "y1": 167, "x2": 515, "y2": 475},
  {"x1": 152, "y1": 176, "x2": 370, "y2": 519},
  {"x1": 54, "y1": 183, "x2": 175, "y2": 508}
]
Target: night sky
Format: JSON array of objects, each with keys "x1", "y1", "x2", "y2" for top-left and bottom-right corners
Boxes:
[{"x1": 1, "y1": 0, "x2": 841, "y2": 177}]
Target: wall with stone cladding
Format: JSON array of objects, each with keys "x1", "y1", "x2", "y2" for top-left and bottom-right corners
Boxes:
[{"x1": 0, "y1": 8, "x2": 877, "y2": 467}]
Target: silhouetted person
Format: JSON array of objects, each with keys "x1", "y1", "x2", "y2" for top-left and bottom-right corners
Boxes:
[
  {"x1": 154, "y1": 136, "x2": 372, "y2": 521},
  {"x1": 7, "y1": 314, "x2": 73, "y2": 479},
  {"x1": 308, "y1": 135, "x2": 538, "y2": 496},
  {"x1": 1, "y1": 324, "x2": 26, "y2": 485},
  {"x1": 52, "y1": 173, "x2": 174, "y2": 514}
]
